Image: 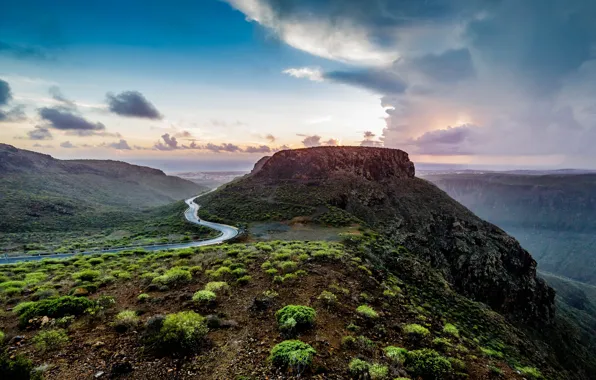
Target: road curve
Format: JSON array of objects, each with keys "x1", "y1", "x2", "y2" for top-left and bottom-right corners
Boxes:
[{"x1": 0, "y1": 191, "x2": 239, "y2": 264}]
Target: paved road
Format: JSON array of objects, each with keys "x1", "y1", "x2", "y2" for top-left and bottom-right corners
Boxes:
[{"x1": 0, "y1": 192, "x2": 239, "y2": 264}]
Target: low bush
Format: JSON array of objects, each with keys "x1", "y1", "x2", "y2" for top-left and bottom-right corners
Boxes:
[
  {"x1": 236, "y1": 275, "x2": 252, "y2": 285},
  {"x1": 369, "y1": 363, "x2": 389, "y2": 379},
  {"x1": 515, "y1": 366, "x2": 542, "y2": 379},
  {"x1": 405, "y1": 349, "x2": 452, "y2": 380},
  {"x1": 384, "y1": 346, "x2": 408, "y2": 364},
  {"x1": 151, "y1": 311, "x2": 208, "y2": 353},
  {"x1": 443, "y1": 323, "x2": 459, "y2": 338},
  {"x1": 113, "y1": 310, "x2": 140, "y2": 332},
  {"x1": 72, "y1": 270, "x2": 101, "y2": 282},
  {"x1": 137, "y1": 293, "x2": 150, "y2": 302},
  {"x1": 0, "y1": 353, "x2": 35, "y2": 380},
  {"x1": 152, "y1": 268, "x2": 191, "y2": 287},
  {"x1": 356, "y1": 305, "x2": 379, "y2": 319},
  {"x1": 317, "y1": 290, "x2": 337, "y2": 307},
  {"x1": 348, "y1": 358, "x2": 370, "y2": 377},
  {"x1": 193, "y1": 290, "x2": 217, "y2": 305},
  {"x1": 403, "y1": 323, "x2": 430, "y2": 338},
  {"x1": 269, "y1": 340, "x2": 316, "y2": 372},
  {"x1": 16, "y1": 296, "x2": 95, "y2": 326},
  {"x1": 32, "y1": 329, "x2": 69, "y2": 352},
  {"x1": 275, "y1": 305, "x2": 316, "y2": 332}
]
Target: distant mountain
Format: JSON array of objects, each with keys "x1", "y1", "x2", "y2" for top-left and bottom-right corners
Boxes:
[
  {"x1": 200, "y1": 147, "x2": 554, "y2": 324},
  {"x1": 422, "y1": 172, "x2": 596, "y2": 285},
  {"x1": 0, "y1": 144, "x2": 206, "y2": 232}
]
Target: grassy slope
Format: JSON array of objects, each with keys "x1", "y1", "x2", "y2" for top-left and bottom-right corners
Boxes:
[{"x1": 0, "y1": 238, "x2": 587, "y2": 379}]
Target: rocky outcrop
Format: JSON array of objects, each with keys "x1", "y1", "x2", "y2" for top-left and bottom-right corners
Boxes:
[
  {"x1": 209, "y1": 146, "x2": 556, "y2": 324},
  {"x1": 252, "y1": 146, "x2": 415, "y2": 181}
]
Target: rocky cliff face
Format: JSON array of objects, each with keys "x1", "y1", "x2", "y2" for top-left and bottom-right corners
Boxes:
[
  {"x1": 252, "y1": 147, "x2": 415, "y2": 181},
  {"x1": 208, "y1": 146, "x2": 555, "y2": 324}
]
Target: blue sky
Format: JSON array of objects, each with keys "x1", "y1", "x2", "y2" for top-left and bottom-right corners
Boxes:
[{"x1": 2, "y1": 0, "x2": 596, "y2": 169}]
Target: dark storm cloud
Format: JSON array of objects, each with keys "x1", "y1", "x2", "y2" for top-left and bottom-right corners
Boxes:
[
  {"x1": 324, "y1": 69, "x2": 406, "y2": 94},
  {"x1": 106, "y1": 91, "x2": 163, "y2": 120},
  {"x1": 38, "y1": 107, "x2": 105, "y2": 134},
  {"x1": 0, "y1": 41, "x2": 49, "y2": 61},
  {"x1": 245, "y1": 145, "x2": 272, "y2": 153},
  {"x1": 0, "y1": 79, "x2": 12, "y2": 105},
  {"x1": 411, "y1": 49, "x2": 475, "y2": 83},
  {"x1": 0, "y1": 105, "x2": 27, "y2": 123},
  {"x1": 408, "y1": 125, "x2": 477, "y2": 155},
  {"x1": 26, "y1": 126, "x2": 53, "y2": 141},
  {"x1": 154, "y1": 133, "x2": 179, "y2": 150}
]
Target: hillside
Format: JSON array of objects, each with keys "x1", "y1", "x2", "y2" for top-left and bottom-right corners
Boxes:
[
  {"x1": 422, "y1": 172, "x2": 596, "y2": 285},
  {"x1": 1, "y1": 239, "x2": 594, "y2": 379},
  {"x1": 198, "y1": 147, "x2": 554, "y2": 325},
  {"x1": 0, "y1": 144, "x2": 210, "y2": 253}
]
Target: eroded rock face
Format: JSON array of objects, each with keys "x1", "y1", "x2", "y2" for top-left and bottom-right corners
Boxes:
[
  {"x1": 252, "y1": 146, "x2": 415, "y2": 181},
  {"x1": 244, "y1": 146, "x2": 555, "y2": 324}
]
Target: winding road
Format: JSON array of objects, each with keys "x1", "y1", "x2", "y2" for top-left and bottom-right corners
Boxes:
[{"x1": 0, "y1": 192, "x2": 239, "y2": 264}]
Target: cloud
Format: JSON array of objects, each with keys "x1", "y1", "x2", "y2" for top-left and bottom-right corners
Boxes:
[
  {"x1": 245, "y1": 145, "x2": 272, "y2": 153},
  {"x1": 360, "y1": 131, "x2": 382, "y2": 146},
  {"x1": 323, "y1": 138, "x2": 339, "y2": 146},
  {"x1": 33, "y1": 143, "x2": 53, "y2": 148},
  {"x1": 283, "y1": 67, "x2": 323, "y2": 82},
  {"x1": 154, "y1": 133, "x2": 179, "y2": 150},
  {"x1": 210, "y1": 119, "x2": 246, "y2": 127},
  {"x1": 0, "y1": 41, "x2": 49, "y2": 61},
  {"x1": 0, "y1": 105, "x2": 27, "y2": 123},
  {"x1": 26, "y1": 126, "x2": 53, "y2": 141},
  {"x1": 38, "y1": 107, "x2": 106, "y2": 135},
  {"x1": 49, "y1": 86, "x2": 76, "y2": 108},
  {"x1": 106, "y1": 139, "x2": 132, "y2": 150},
  {"x1": 301, "y1": 135, "x2": 321, "y2": 147},
  {"x1": 324, "y1": 69, "x2": 407, "y2": 94},
  {"x1": 174, "y1": 130, "x2": 194, "y2": 139},
  {"x1": 0, "y1": 79, "x2": 12, "y2": 105},
  {"x1": 60, "y1": 141, "x2": 76, "y2": 148},
  {"x1": 106, "y1": 91, "x2": 162, "y2": 119},
  {"x1": 230, "y1": 0, "x2": 596, "y2": 162},
  {"x1": 265, "y1": 134, "x2": 276, "y2": 143},
  {"x1": 204, "y1": 143, "x2": 242, "y2": 153}
]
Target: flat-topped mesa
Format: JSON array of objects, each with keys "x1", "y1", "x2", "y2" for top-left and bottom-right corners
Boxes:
[{"x1": 251, "y1": 146, "x2": 415, "y2": 181}]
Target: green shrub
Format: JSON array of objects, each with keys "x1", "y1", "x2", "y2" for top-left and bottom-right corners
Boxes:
[
  {"x1": 515, "y1": 366, "x2": 542, "y2": 379},
  {"x1": 0, "y1": 330, "x2": 4, "y2": 343},
  {"x1": 432, "y1": 337, "x2": 452, "y2": 351},
  {"x1": 33, "y1": 329, "x2": 69, "y2": 352},
  {"x1": 276, "y1": 305, "x2": 316, "y2": 332},
  {"x1": 384, "y1": 346, "x2": 408, "y2": 364},
  {"x1": 3, "y1": 287, "x2": 21, "y2": 297},
  {"x1": 443, "y1": 323, "x2": 459, "y2": 338},
  {"x1": 278, "y1": 261, "x2": 298, "y2": 273},
  {"x1": 204, "y1": 281, "x2": 229, "y2": 294},
  {"x1": 265, "y1": 268, "x2": 278, "y2": 276},
  {"x1": 0, "y1": 353, "x2": 34, "y2": 380},
  {"x1": 236, "y1": 275, "x2": 252, "y2": 285},
  {"x1": 88, "y1": 258, "x2": 104, "y2": 266},
  {"x1": 448, "y1": 358, "x2": 466, "y2": 372},
  {"x1": 152, "y1": 268, "x2": 191, "y2": 287},
  {"x1": 349, "y1": 358, "x2": 370, "y2": 376},
  {"x1": 269, "y1": 340, "x2": 316, "y2": 371},
  {"x1": 403, "y1": 323, "x2": 430, "y2": 338},
  {"x1": 154, "y1": 311, "x2": 208, "y2": 353},
  {"x1": 317, "y1": 290, "x2": 337, "y2": 307},
  {"x1": 209, "y1": 266, "x2": 232, "y2": 279},
  {"x1": 17, "y1": 296, "x2": 94, "y2": 326},
  {"x1": 193, "y1": 290, "x2": 217, "y2": 304},
  {"x1": 406, "y1": 349, "x2": 452, "y2": 380},
  {"x1": 113, "y1": 310, "x2": 140, "y2": 332},
  {"x1": 341, "y1": 335, "x2": 356, "y2": 347},
  {"x1": 356, "y1": 335, "x2": 376, "y2": 352},
  {"x1": 189, "y1": 266, "x2": 203, "y2": 276},
  {"x1": 369, "y1": 363, "x2": 389, "y2": 379},
  {"x1": 356, "y1": 305, "x2": 379, "y2": 319},
  {"x1": 137, "y1": 293, "x2": 150, "y2": 302},
  {"x1": 72, "y1": 270, "x2": 101, "y2": 282},
  {"x1": 480, "y1": 347, "x2": 503, "y2": 359},
  {"x1": 231, "y1": 268, "x2": 248, "y2": 277},
  {"x1": 24, "y1": 272, "x2": 47, "y2": 285},
  {"x1": 0, "y1": 280, "x2": 26, "y2": 290}
]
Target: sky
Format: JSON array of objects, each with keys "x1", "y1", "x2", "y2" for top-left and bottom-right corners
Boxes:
[{"x1": 2, "y1": 0, "x2": 596, "y2": 170}]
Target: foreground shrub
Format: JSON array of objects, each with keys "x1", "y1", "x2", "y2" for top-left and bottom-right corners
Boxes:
[
  {"x1": 276, "y1": 305, "x2": 316, "y2": 333},
  {"x1": 317, "y1": 291, "x2": 337, "y2": 307},
  {"x1": 72, "y1": 269, "x2": 101, "y2": 282},
  {"x1": 369, "y1": 363, "x2": 389, "y2": 379},
  {"x1": 152, "y1": 268, "x2": 191, "y2": 287},
  {"x1": 0, "y1": 353, "x2": 34, "y2": 380},
  {"x1": 192, "y1": 290, "x2": 217, "y2": 305},
  {"x1": 515, "y1": 366, "x2": 542, "y2": 379},
  {"x1": 16, "y1": 296, "x2": 94, "y2": 326},
  {"x1": 442, "y1": 323, "x2": 459, "y2": 338},
  {"x1": 33, "y1": 329, "x2": 69, "y2": 352},
  {"x1": 269, "y1": 340, "x2": 316, "y2": 372},
  {"x1": 356, "y1": 305, "x2": 379, "y2": 319},
  {"x1": 152, "y1": 311, "x2": 208, "y2": 353},
  {"x1": 204, "y1": 281, "x2": 229, "y2": 294},
  {"x1": 405, "y1": 349, "x2": 452, "y2": 380},
  {"x1": 137, "y1": 293, "x2": 150, "y2": 302},
  {"x1": 0, "y1": 330, "x2": 4, "y2": 343},
  {"x1": 403, "y1": 323, "x2": 430, "y2": 338},
  {"x1": 113, "y1": 310, "x2": 140, "y2": 332},
  {"x1": 384, "y1": 346, "x2": 408, "y2": 364},
  {"x1": 348, "y1": 358, "x2": 370, "y2": 377}
]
